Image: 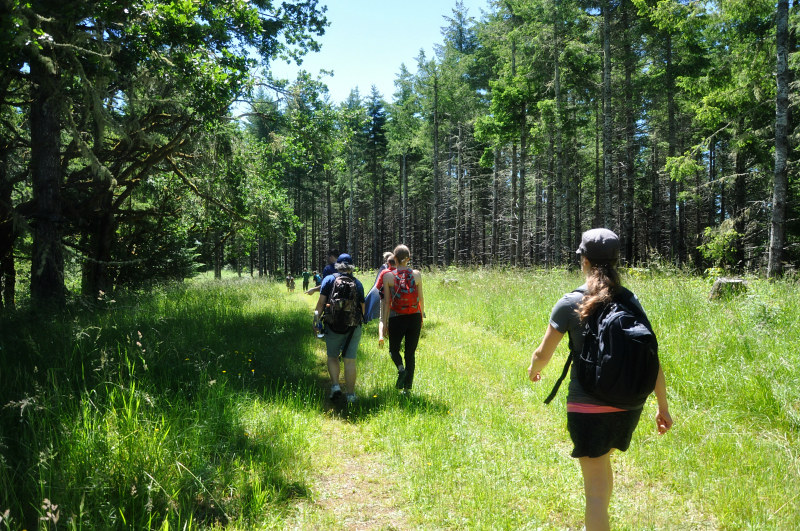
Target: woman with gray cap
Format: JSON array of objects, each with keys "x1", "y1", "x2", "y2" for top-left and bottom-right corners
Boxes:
[{"x1": 526, "y1": 228, "x2": 673, "y2": 531}]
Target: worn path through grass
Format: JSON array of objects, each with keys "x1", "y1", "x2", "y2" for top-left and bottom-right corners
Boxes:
[
  {"x1": 280, "y1": 292, "x2": 408, "y2": 530},
  {"x1": 277, "y1": 271, "x2": 715, "y2": 529},
  {"x1": 3, "y1": 270, "x2": 797, "y2": 529}
]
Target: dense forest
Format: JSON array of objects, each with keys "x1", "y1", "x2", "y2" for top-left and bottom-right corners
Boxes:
[{"x1": 1, "y1": 0, "x2": 797, "y2": 309}]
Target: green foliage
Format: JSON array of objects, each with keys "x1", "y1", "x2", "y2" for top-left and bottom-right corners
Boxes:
[
  {"x1": 665, "y1": 153, "x2": 704, "y2": 183},
  {"x1": 697, "y1": 219, "x2": 743, "y2": 269},
  {"x1": 2, "y1": 271, "x2": 799, "y2": 528},
  {"x1": 1, "y1": 0, "x2": 327, "y2": 303},
  {"x1": 0, "y1": 279, "x2": 320, "y2": 529}
]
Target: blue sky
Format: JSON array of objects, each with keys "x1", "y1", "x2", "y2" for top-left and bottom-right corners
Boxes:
[{"x1": 267, "y1": 0, "x2": 490, "y2": 104}]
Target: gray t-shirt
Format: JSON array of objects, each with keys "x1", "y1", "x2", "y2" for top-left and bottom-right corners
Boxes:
[{"x1": 549, "y1": 284, "x2": 647, "y2": 409}]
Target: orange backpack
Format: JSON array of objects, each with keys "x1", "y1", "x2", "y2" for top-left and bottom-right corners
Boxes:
[{"x1": 390, "y1": 269, "x2": 419, "y2": 314}]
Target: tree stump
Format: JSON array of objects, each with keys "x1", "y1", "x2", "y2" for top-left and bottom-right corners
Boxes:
[{"x1": 709, "y1": 277, "x2": 748, "y2": 300}]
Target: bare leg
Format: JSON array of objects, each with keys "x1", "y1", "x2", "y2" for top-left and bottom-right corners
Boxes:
[
  {"x1": 327, "y1": 357, "x2": 340, "y2": 386},
  {"x1": 343, "y1": 357, "x2": 357, "y2": 394},
  {"x1": 579, "y1": 451, "x2": 613, "y2": 531}
]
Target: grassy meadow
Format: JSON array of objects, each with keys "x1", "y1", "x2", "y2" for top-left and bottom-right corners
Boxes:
[{"x1": 0, "y1": 268, "x2": 798, "y2": 529}]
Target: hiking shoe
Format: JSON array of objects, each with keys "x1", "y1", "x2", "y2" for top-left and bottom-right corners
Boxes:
[
  {"x1": 346, "y1": 393, "x2": 357, "y2": 404},
  {"x1": 330, "y1": 386, "x2": 343, "y2": 401},
  {"x1": 395, "y1": 369, "x2": 406, "y2": 389}
]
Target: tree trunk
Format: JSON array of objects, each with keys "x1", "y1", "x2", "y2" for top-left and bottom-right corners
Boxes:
[
  {"x1": 30, "y1": 57, "x2": 65, "y2": 307},
  {"x1": 623, "y1": 0, "x2": 635, "y2": 263},
  {"x1": 432, "y1": 70, "x2": 441, "y2": 267},
  {"x1": 518, "y1": 108, "x2": 527, "y2": 266},
  {"x1": 535, "y1": 157, "x2": 544, "y2": 264},
  {"x1": 511, "y1": 142, "x2": 518, "y2": 265},
  {"x1": 553, "y1": 2, "x2": 564, "y2": 263},
  {"x1": 491, "y1": 148, "x2": 500, "y2": 264},
  {"x1": 457, "y1": 124, "x2": 464, "y2": 264},
  {"x1": 732, "y1": 142, "x2": 746, "y2": 270},
  {"x1": 594, "y1": 96, "x2": 602, "y2": 227},
  {"x1": 327, "y1": 178, "x2": 333, "y2": 253},
  {"x1": 0, "y1": 153, "x2": 15, "y2": 309},
  {"x1": 258, "y1": 238, "x2": 265, "y2": 277},
  {"x1": 402, "y1": 153, "x2": 408, "y2": 243},
  {"x1": 572, "y1": 148, "x2": 581, "y2": 258},
  {"x1": 769, "y1": 0, "x2": 790, "y2": 277},
  {"x1": 693, "y1": 168, "x2": 704, "y2": 268},
  {"x1": 666, "y1": 32, "x2": 678, "y2": 263},
  {"x1": 649, "y1": 138, "x2": 661, "y2": 254},
  {"x1": 602, "y1": 1, "x2": 613, "y2": 227},
  {"x1": 372, "y1": 165, "x2": 379, "y2": 262},
  {"x1": 546, "y1": 136, "x2": 555, "y2": 266},
  {"x1": 214, "y1": 231, "x2": 223, "y2": 279},
  {"x1": 311, "y1": 193, "x2": 317, "y2": 272},
  {"x1": 81, "y1": 191, "x2": 116, "y2": 297},
  {"x1": 445, "y1": 133, "x2": 453, "y2": 266}
]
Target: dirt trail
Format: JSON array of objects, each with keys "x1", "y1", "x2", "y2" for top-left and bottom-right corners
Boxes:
[
  {"x1": 285, "y1": 416, "x2": 408, "y2": 530},
  {"x1": 285, "y1": 327, "x2": 408, "y2": 530}
]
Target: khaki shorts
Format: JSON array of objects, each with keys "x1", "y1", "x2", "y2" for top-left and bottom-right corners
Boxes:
[{"x1": 324, "y1": 326, "x2": 362, "y2": 359}]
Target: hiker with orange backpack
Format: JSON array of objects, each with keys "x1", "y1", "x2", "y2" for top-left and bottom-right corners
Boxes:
[{"x1": 380, "y1": 244, "x2": 425, "y2": 393}]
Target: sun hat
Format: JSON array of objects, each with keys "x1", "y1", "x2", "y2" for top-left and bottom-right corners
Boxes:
[
  {"x1": 337, "y1": 253, "x2": 353, "y2": 265},
  {"x1": 576, "y1": 228, "x2": 620, "y2": 264}
]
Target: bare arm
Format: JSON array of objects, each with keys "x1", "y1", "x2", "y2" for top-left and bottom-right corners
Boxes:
[
  {"x1": 414, "y1": 270, "x2": 424, "y2": 318},
  {"x1": 378, "y1": 290, "x2": 387, "y2": 347},
  {"x1": 380, "y1": 274, "x2": 393, "y2": 341},
  {"x1": 654, "y1": 366, "x2": 673, "y2": 434},
  {"x1": 315, "y1": 294, "x2": 327, "y2": 315},
  {"x1": 306, "y1": 285, "x2": 321, "y2": 295},
  {"x1": 528, "y1": 324, "x2": 565, "y2": 382}
]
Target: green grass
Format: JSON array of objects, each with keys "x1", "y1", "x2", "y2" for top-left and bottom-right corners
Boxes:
[{"x1": 1, "y1": 270, "x2": 798, "y2": 529}]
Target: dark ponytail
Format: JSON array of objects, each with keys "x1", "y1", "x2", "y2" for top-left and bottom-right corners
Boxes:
[{"x1": 577, "y1": 261, "x2": 621, "y2": 321}]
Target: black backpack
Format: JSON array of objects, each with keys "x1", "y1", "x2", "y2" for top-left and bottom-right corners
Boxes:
[
  {"x1": 544, "y1": 289, "x2": 660, "y2": 408},
  {"x1": 323, "y1": 274, "x2": 362, "y2": 333}
]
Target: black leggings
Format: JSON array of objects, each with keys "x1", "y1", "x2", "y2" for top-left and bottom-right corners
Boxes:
[{"x1": 388, "y1": 312, "x2": 422, "y2": 388}]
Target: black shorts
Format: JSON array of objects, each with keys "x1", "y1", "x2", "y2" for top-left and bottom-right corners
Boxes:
[{"x1": 567, "y1": 409, "x2": 643, "y2": 458}]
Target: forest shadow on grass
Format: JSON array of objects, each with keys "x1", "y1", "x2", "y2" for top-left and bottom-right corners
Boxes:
[
  {"x1": 0, "y1": 284, "x2": 336, "y2": 528},
  {"x1": 137, "y1": 306, "x2": 331, "y2": 404}
]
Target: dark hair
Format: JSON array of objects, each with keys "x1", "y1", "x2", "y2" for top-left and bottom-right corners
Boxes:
[
  {"x1": 577, "y1": 259, "x2": 621, "y2": 321},
  {"x1": 328, "y1": 249, "x2": 339, "y2": 258}
]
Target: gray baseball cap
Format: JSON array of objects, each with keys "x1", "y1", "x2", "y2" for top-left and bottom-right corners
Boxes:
[{"x1": 576, "y1": 228, "x2": 620, "y2": 263}]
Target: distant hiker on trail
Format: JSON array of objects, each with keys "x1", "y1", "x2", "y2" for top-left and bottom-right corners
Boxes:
[
  {"x1": 286, "y1": 274, "x2": 295, "y2": 293},
  {"x1": 527, "y1": 228, "x2": 673, "y2": 531},
  {"x1": 313, "y1": 270, "x2": 322, "y2": 287},
  {"x1": 364, "y1": 252, "x2": 395, "y2": 328},
  {"x1": 314, "y1": 253, "x2": 365, "y2": 405},
  {"x1": 380, "y1": 244, "x2": 424, "y2": 394},
  {"x1": 306, "y1": 249, "x2": 339, "y2": 295},
  {"x1": 301, "y1": 269, "x2": 311, "y2": 291},
  {"x1": 374, "y1": 251, "x2": 395, "y2": 286}
]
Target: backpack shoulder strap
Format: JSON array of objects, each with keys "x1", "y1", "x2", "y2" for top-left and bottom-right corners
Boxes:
[
  {"x1": 544, "y1": 287, "x2": 586, "y2": 404},
  {"x1": 544, "y1": 355, "x2": 572, "y2": 405},
  {"x1": 340, "y1": 325, "x2": 357, "y2": 356},
  {"x1": 612, "y1": 287, "x2": 652, "y2": 328}
]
